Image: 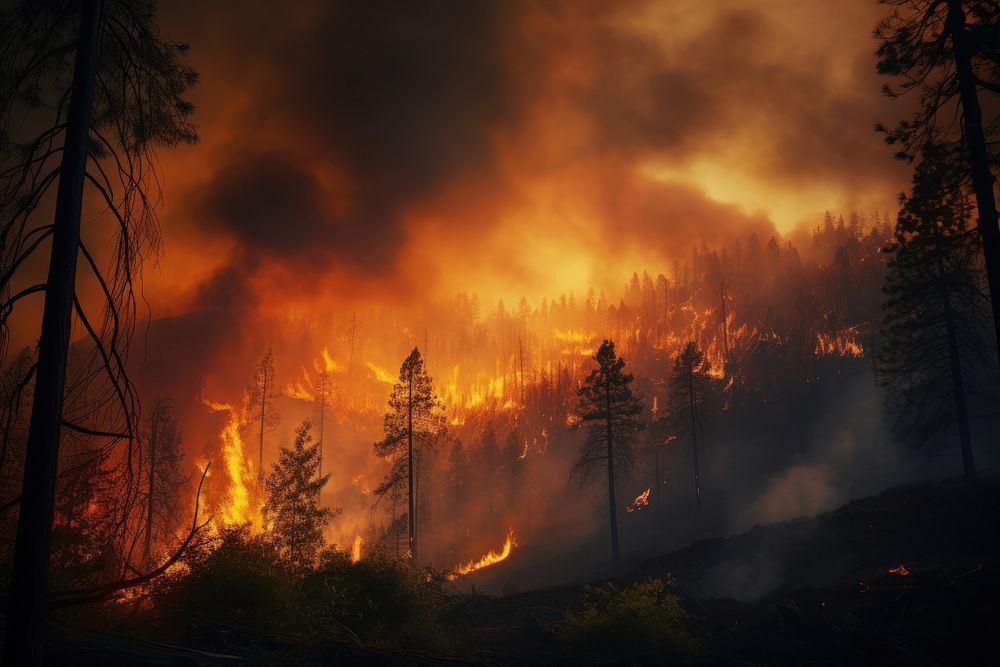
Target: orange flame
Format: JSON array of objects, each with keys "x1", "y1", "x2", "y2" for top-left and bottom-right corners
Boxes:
[
  {"x1": 449, "y1": 528, "x2": 517, "y2": 579},
  {"x1": 350, "y1": 534, "x2": 363, "y2": 563},
  {"x1": 366, "y1": 362, "x2": 396, "y2": 384},
  {"x1": 888, "y1": 564, "x2": 911, "y2": 576},
  {"x1": 815, "y1": 328, "x2": 864, "y2": 357},
  {"x1": 204, "y1": 399, "x2": 261, "y2": 528},
  {"x1": 626, "y1": 487, "x2": 651, "y2": 512}
]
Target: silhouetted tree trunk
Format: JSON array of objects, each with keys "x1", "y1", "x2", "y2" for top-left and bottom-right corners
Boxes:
[
  {"x1": 144, "y1": 408, "x2": 159, "y2": 561},
  {"x1": 605, "y1": 377, "x2": 620, "y2": 568},
  {"x1": 946, "y1": 0, "x2": 1000, "y2": 371},
  {"x1": 937, "y1": 251, "x2": 976, "y2": 478},
  {"x1": 3, "y1": 2, "x2": 102, "y2": 663},
  {"x1": 407, "y1": 371, "x2": 415, "y2": 560},
  {"x1": 688, "y1": 363, "x2": 701, "y2": 514}
]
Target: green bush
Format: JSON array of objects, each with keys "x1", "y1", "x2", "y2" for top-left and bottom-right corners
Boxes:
[{"x1": 556, "y1": 578, "x2": 704, "y2": 655}]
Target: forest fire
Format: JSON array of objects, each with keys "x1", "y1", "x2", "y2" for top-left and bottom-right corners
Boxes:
[
  {"x1": 203, "y1": 400, "x2": 260, "y2": 528},
  {"x1": 815, "y1": 328, "x2": 866, "y2": 358},
  {"x1": 448, "y1": 529, "x2": 518, "y2": 580},
  {"x1": 4, "y1": 0, "x2": 999, "y2": 662},
  {"x1": 627, "y1": 488, "x2": 651, "y2": 513}
]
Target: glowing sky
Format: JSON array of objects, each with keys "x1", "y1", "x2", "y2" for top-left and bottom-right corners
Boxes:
[{"x1": 140, "y1": 0, "x2": 909, "y2": 314}]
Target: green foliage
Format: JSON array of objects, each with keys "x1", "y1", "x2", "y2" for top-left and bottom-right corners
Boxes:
[
  {"x1": 556, "y1": 579, "x2": 703, "y2": 656},
  {"x1": 263, "y1": 421, "x2": 337, "y2": 570}
]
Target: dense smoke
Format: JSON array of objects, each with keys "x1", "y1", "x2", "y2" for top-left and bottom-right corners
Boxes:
[{"x1": 4, "y1": 1, "x2": 952, "y2": 593}]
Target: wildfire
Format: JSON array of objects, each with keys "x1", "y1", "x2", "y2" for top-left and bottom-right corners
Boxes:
[
  {"x1": 626, "y1": 487, "x2": 651, "y2": 512},
  {"x1": 350, "y1": 535, "x2": 363, "y2": 563},
  {"x1": 815, "y1": 327, "x2": 865, "y2": 357},
  {"x1": 449, "y1": 528, "x2": 517, "y2": 579},
  {"x1": 888, "y1": 564, "x2": 911, "y2": 576},
  {"x1": 203, "y1": 399, "x2": 260, "y2": 528},
  {"x1": 320, "y1": 346, "x2": 342, "y2": 373},
  {"x1": 366, "y1": 362, "x2": 396, "y2": 384}
]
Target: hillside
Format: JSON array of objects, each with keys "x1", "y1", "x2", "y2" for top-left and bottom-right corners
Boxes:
[{"x1": 31, "y1": 478, "x2": 997, "y2": 665}]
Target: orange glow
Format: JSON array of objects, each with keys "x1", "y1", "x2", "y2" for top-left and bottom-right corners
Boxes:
[
  {"x1": 815, "y1": 327, "x2": 865, "y2": 357},
  {"x1": 366, "y1": 362, "x2": 396, "y2": 384},
  {"x1": 626, "y1": 487, "x2": 651, "y2": 513},
  {"x1": 350, "y1": 535, "x2": 363, "y2": 563},
  {"x1": 203, "y1": 399, "x2": 261, "y2": 529},
  {"x1": 449, "y1": 528, "x2": 517, "y2": 579},
  {"x1": 888, "y1": 564, "x2": 911, "y2": 576}
]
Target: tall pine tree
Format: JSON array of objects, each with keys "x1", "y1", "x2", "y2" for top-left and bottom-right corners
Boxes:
[
  {"x1": 879, "y1": 145, "x2": 994, "y2": 478},
  {"x1": 373, "y1": 348, "x2": 444, "y2": 561},
  {"x1": 571, "y1": 340, "x2": 644, "y2": 568},
  {"x1": 875, "y1": 0, "x2": 1000, "y2": 365},
  {"x1": 664, "y1": 342, "x2": 719, "y2": 514}
]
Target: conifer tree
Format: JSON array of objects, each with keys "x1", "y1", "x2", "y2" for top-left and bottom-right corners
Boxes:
[
  {"x1": 0, "y1": 2, "x2": 198, "y2": 659},
  {"x1": 263, "y1": 421, "x2": 336, "y2": 570},
  {"x1": 571, "y1": 340, "x2": 644, "y2": 568},
  {"x1": 373, "y1": 347, "x2": 443, "y2": 561},
  {"x1": 875, "y1": 0, "x2": 1000, "y2": 364},
  {"x1": 879, "y1": 145, "x2": 993, "y2": 478},
  {"x1": 142, "y1": 397, "x2": 186, "y2": 563},
  {"x1": 665, "y1": 342, "x2": 719, "y2": 514}
]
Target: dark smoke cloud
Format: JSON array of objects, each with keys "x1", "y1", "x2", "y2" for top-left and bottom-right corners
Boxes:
[
  {"x1": 199, "y1": 152, "x2": 331, "y2": 266},
  {"x1": 151, "y1": 0, "x2": 907, "y2": 309}
]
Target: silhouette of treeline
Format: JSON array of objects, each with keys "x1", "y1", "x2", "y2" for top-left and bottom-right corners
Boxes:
[{"x1": 352, "y1": 215, "x2": 909, "y2": 566}]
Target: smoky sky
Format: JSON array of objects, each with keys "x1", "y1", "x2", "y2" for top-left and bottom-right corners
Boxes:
[{"x1": 147, "y1": 0, "x2": 911, "y2": 315}]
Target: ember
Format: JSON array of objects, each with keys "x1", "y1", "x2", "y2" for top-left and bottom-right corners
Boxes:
[{"x1": 626, "y1": 487, "x2": 651, "y2": 513}]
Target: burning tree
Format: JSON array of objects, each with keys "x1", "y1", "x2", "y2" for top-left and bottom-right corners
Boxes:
[
  {"x1": 373, "y1": 347, "x2": 444, "y2": 561},
  {"x1": 263, "y1": 421, "x2": 336, "y2": 571},
  {"x1": 875, "y1": 0, "x2": 1000, "y2": 365},
  {"x1": 571, "y1": 340, "x2": 644, "y2": 568},
  {"x1": 0, "y1": 1, "x2": 198, "y2": 661},
  {"x1": 664, "y1": 342, "x2": 720, "y2": 514},
  {"x1": 879, "y1": 145, "x2": 994, "y2": 478}
]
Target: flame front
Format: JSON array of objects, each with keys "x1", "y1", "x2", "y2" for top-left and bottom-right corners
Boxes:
[{"x1": 450, "y1": 528, "x2": 517, "y2": 579}]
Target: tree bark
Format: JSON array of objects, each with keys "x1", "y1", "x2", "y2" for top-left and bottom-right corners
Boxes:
[
  {"x1": 947, "y1": 0, "x2": 1000, "y2": 370},
  {"x1": 605, "y1": 376, "x2": 619, "y2": 568},
  {"x1": 3, "y1": 2, "x2": 103, "y2": 663},
  {"x1": 937, "y1": 251, "x2": 976, "y2": 478}
]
